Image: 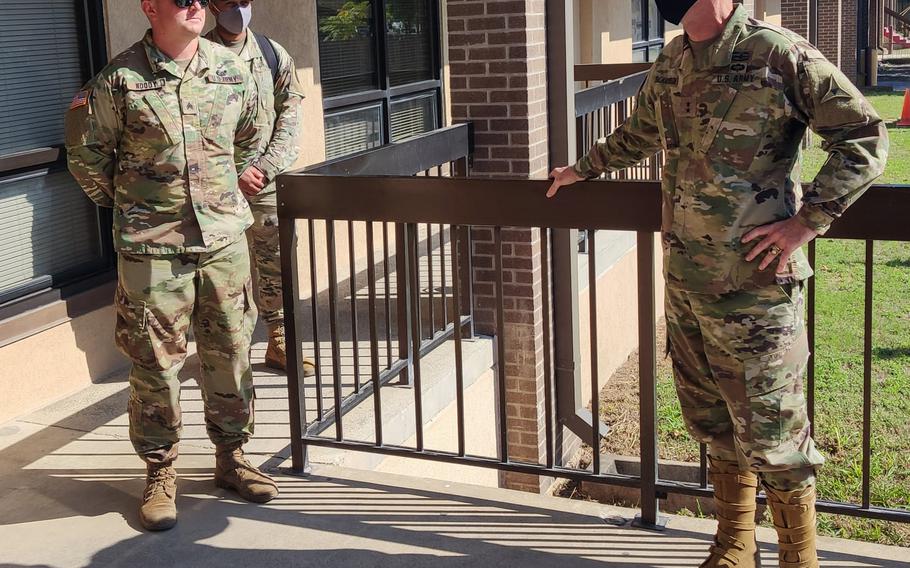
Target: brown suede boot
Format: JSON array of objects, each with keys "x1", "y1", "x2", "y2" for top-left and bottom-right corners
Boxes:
[
  {"x1": 265, "y1": 325, "x2": 315, "y2": 376},
  {"x1": 700, "y1": 459, "x2": 760, "y2": 567},
  {"x1": 139, "y1": 463, "x2": 177, "y2": 531},
  {"x1": 765, "y1": 484, "x2": 819, "y2": 568},
  {"x1": 214, "y1": 443, "x2": 279, "y2": 503}
]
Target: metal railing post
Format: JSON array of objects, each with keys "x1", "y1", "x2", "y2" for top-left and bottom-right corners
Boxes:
[
  {"x1": 633, "y1": 230, "x2": 666, "y2": 530},
  {"x1": 278, "y1": 212, "x2": 309, "y2": 474}
]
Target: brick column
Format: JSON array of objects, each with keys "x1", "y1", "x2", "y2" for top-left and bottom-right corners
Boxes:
[
  {"x1": 841, "y1": 0, "x2": 858, "y2": 83},
  {"x1": 817, "y1": 0, "x2": 843, "y2": 67},
  {"x1": 781, "y1": 0, "x2": 810, "y2": 38},
  {"x1": 447, "y1": 0, "x2": 551, "y2": 492}
]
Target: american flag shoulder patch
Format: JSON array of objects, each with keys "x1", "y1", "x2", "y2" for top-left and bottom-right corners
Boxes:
[{"x1": 69, "y1": 89, "x2": 91, "y2": 110}]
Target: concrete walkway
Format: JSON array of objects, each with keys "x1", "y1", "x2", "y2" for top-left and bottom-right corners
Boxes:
[{"x1": 1, "y1": 347, "x2": 908, "y2": 567}]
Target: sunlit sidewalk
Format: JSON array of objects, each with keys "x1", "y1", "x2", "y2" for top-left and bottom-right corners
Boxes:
[{"x1": 0, "y1": 342, "x2": 906, "y2": 568}]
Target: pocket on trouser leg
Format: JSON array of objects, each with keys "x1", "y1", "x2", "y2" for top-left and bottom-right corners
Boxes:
[
  {"x1": 114, "y1": 285, "x2": 182, "y2": 371},
  {"x1": 739, "y1": 331, "x2": 817, "y2": 470}
]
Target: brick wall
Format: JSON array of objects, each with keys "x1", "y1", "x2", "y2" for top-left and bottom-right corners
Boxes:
[
  {"x1": 781, "y1": 0, "x2": 809, "y2": 37},
  {"x1": 841, "y1": 0, "x2": 858, "y2": 83},
  {"x1": 780, "y1": 0, "x2": 859, "y2": 84},
  {"x1": 447, "y1": 0, "x2": 550, "y2": 493},
  {"x1": 817, "y1": 0, "x2": 842, "y2": 67}
]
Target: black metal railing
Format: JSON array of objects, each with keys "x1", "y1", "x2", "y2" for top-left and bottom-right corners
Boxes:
[
  {"x1": 277, "y1": 162, "x2": 910, "y2": 527},
  {"x1": 574, "y1": 63, "x2": 661, "y2": 182},
  {"x1": 279, "y1": 124, "x2": 475, "y2": 439}
]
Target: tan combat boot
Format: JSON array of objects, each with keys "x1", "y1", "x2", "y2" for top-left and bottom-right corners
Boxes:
[
  {"x1": 265, "y1": 324, "x2": 315, "y2": 377},
  {"x1": 214, "y1": 443, "x2": 279, "y2": 503},
  {"x1": 139, "y1": 463, "x2": 177, "y2": 531},
  {"x1": 765, "y1": 485, "x2": 819, "y2": 568},
  {"x1": 700, "y1": 459, "x2": 760, "y2": 567}
]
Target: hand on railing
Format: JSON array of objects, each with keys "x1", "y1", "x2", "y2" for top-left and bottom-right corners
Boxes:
[{"x1": 546, "y1": 165, "x2": 585, "y2": 198}]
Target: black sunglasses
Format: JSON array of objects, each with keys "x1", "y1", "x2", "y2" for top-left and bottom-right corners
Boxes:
[{"x1": 174, "y1": 0, "x2": 210, "y2": 7}]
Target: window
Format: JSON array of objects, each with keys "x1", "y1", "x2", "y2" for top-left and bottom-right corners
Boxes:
[
  {"x1": 0, "y1": 0, "x2": 112, "y2": 305},
  {"x1": 632, "y1": 0, "x2": 664, "y2": 63},
  {"x1": 317, "y1": 0, "x2": 442, "y2": 159}
]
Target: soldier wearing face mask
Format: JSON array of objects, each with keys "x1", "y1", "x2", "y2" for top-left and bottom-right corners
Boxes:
[
  {"x1": 205, "y1": 1, "x2": 313, "y2": 376},
  {"x1": 547, "y1": 1, "x2": 887, "y2": 566}
]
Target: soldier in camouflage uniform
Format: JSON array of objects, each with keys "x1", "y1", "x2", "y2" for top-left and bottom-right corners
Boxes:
[
  {"x1": 548, "y1": 1, "x2": 888, "y2": 566},
  {"x1": 205, "y1": 0, "x2": 315, "y2": 375},
  {"x1": 65, "y1": 0, "x2": 279, "y2": 532}
]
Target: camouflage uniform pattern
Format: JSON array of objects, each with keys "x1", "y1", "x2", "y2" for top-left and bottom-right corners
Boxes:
[
  {"x1": 65, "y1": 32, "x2": 263, "y2": 464},
  {"x1": 666, "y1": 283, "x2": 823, "y2": 490},
  {"x1": 573, "y1": 6, "x2": 888, "y2": 490},
  {"x1": 117, "y1": 237, "x2": 257, "y2": 464},
  {"x1": 205, "y1": 29, "x2": 305, "y2": 327},
  {"x1": 65, "y1": 31, "x2": 262, "y2": 254}
]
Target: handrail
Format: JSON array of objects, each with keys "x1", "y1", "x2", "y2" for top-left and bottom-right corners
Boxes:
[
  {"x1": 303, "y1": 123, "x2": 473, "y2": 176},
  {"x1": 574, "y1": 63, "x2": 652, "y2": 82},
  {"x1": 885, "y1": 6, "x2": 910, "y2": 29},
  {"x1": 574, "y1": 71, "x2": 649, "y2": 118},
  {"x1": 279, "y1": 176, "x2": 662, "y2": 231},
  {"x1": 279, "y1": 176, "x2": 907, "y2": 242}
]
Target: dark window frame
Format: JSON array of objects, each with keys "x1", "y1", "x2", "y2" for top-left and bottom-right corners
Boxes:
[
  {"x1": 318, "y1": 0, "x2": 445, "y2": 157},
  {"x1": 0, "y1": 0, "x2": 114, "y2": 335},
  {"x1": 632, "y1": 0, "x2": 665, "y2": 63}
]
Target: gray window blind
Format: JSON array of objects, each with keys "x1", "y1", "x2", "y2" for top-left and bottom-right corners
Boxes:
[
  {"x1": 324, "y1": 104, "x2": 383, "y2": 159},
  {"x1": 390, "y1": 92, "x2": 437, "y2": 143},
  {"x1": 0, "y1": 1, "x2": 105, "y2": 303},
  {"x1": 0, "y1": 1, "x2": 86, "y2": 155},
  {"x1": 0, "y1": 170, "x2": 103, "y2": 303}
]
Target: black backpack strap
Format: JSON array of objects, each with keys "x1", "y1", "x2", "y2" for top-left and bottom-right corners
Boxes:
[{"x1": 253, "y1": 32, "x2": 279, "y2": 84}]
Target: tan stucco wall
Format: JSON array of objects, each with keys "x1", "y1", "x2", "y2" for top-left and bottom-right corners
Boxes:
[
  {"x1": 103, "y1": 0, "x2": 326, "y2": 166},
  {"x1": 576, "y1": 0, "x2": 635, "y2": 64},
  {"x1": 0, "y1": 307, "x2": 127, "y2": 424}
]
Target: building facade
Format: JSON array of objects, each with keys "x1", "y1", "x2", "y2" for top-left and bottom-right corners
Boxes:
[{"x1": 1, "y1": 1, "x2": 799, "y2": 444}]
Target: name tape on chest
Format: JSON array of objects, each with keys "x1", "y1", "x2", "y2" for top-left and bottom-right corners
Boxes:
[{"x1": 125, "y1": 79, "x2": 168, "y2": 91}]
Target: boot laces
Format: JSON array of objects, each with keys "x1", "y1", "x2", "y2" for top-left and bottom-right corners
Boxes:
[{"x1": 144, "y1": 467, "x2": 176, "y2": 500}]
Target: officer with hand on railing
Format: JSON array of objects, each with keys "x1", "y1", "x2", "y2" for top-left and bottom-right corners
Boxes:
[{"x1": 547, "y1": 1, "x2": 888, "y2": 566}]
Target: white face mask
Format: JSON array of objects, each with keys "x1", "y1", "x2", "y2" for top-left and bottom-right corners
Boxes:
[{"x1": 214, "y1": 4, "x2": 252, "y2": 34}]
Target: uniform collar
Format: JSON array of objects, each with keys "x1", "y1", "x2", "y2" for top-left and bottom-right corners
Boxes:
[
  {"x1": 683, "y1": 4, "x2": 747, "y2": 70},
  {"x1": 142, "y1": 29, "x2": 212, "y2": 79},
  {"x1": 206, "y1": 28, "x2": 261, "y2": 62}
]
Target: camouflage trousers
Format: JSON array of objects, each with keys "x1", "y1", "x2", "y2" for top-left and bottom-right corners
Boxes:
[
  {"x1": 247, "y1": 192, "x2": 283, "y2": 329},
  {"x1": 666, "y1": 282, "x2": 825, "y2": 491},
  {"x1": 115, "y1": 236, "x2": 257, "y2": 464}
]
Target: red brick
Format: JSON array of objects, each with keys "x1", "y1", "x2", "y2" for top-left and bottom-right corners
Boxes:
[
  {"x1": 451, "y1": 90, "x2": 488, "y2": 104},
  {"x1": 467, "y1": 17, "x2": 506, "y2": 31},
  {"x1": 469, "y1": 104, "x2": 509, "y2": 118},
  {"x1": 469, "y1": 76, "x2": 508, "y2": 89},
  {"x1": 447, "y1": 3, "x2": 485, "y2": 17},
  {"x1": 486, "y1": 1, "x2": 526, "y2": 15},
  {"x1": 469, "y1": 46, "x2": 507, "y2": 60}
]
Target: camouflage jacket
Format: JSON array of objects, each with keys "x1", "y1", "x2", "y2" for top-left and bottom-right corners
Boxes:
[
  {"x1": 204, "y1": 28, "x2": 305, "y2": 197},
  {"x1": 65, "y1": 31, "x2": 262, "y2": 254},
  {"x1": 574, "y1": 5, "x2": 888, "y2": 293}
]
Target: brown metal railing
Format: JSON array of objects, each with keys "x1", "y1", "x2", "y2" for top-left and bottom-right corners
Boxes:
[
  {"x1": 280, "y1": 124, "x2": 474, "y2": 439},
  {"x1": 574, "y1": 64, "x2": 662, "y2": 183},
  {"x1": 277, "y1": 160, "x2": 910, "y2": 527}
]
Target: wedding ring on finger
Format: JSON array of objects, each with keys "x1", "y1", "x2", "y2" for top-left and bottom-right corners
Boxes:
[{"x1": 768, "y1": 245, "x2": 783, "y2": 257}]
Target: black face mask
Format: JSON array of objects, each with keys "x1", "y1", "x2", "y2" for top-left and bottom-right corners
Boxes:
[{"x1": 654, "y1": 0, "x2": 698, "y2": 25}]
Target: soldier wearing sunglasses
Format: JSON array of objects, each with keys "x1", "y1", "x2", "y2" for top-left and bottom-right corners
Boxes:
[{"x1": 65, "y1": 0, "x2": 278, "y2": 531}]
